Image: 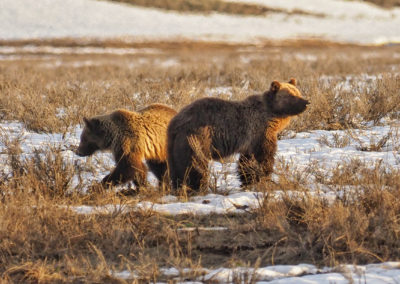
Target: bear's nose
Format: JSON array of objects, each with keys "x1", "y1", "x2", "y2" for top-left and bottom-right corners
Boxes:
[{"x1": 75, "y1": 147, "x2": 83, "y2": 156}]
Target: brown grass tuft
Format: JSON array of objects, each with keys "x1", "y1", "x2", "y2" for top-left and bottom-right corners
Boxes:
[{"x1": 109, "y1": 0, "x2": 324, "y2": 17}]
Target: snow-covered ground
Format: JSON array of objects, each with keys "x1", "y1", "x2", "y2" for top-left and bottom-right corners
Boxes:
[
  {"x1": 1, "y1": 0, "x2": 400, "y2": 44},
  {"x1": 2, "y1": 107, "x2": 400, "y2": 282},
  {"x1": 1, "y1": 119, "x2": 400, "y2": 281},
  {"x1": 1, "y1": 117, "x2": 399, "y2": 215},
  {"x1": 112, "y1": 262, "x2": 400, "y2": 283}
]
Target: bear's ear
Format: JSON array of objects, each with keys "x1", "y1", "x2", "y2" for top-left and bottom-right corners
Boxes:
[
  {"x1": 270, "y1": 81, "x2": 281, "y2": 93},
  {"x1": 288, "y1": 78, "x2": 296, "y2": 86}
]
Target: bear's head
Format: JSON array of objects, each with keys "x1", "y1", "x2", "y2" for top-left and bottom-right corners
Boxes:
[
  {"x1": 76, "y1": 117, "x2": 108, "y2": 157},
  {"x1": 265, "y1": 79, "x2": 309, "y2": 117}
]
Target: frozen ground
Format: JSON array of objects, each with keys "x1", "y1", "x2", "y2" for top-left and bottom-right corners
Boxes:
[
  {"x1": 1, "y1": 0, "x2": 400, "y2": 44},
  {"x1": 113, "y1": 262, "x2": 400, "y2": 283},
  {"x1": 1, "y1": 117, "x2": 400, "y2": 282},
  {"x1": 2, "y1": 100, "x2": 400, "y2": 281},
  {"x1": 1, "y1": 117, "x2": 399, "y2": 214}
]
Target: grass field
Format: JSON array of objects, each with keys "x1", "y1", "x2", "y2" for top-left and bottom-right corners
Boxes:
[
  {"x1": 109, "y1": 0, "x2": 400, "y2": 13},
  {"x1": 0, "y1": 40, "x2": 400, "y2": 282}
]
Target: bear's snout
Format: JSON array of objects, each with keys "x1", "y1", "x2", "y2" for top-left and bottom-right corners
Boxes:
[
  {"x1": 75, "y1": 147, "x2": 85, "y2": 157},
  {"x1": 287, "y1": 97, "x2": 309, "y2": 115},
  {"x1": 68, "y1": 144, "x2": 84, "y2": 156},
  {"x1": 298, "y1": 98, "x2": 310, "y2": 112},
  {"x1": 75, "y1": 145, "x2": 92, "y2": 157}
]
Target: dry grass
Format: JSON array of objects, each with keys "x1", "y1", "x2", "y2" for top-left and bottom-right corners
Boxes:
[
  {"x1": 1, "y1": 42, "x2": 399, "y2": 133},
  {"x1": 1, "y1": 40, "x2": 400, "y2": 282},
  {"x1": 108, "y1": 0, "x2": 323, "y2": 17},
  {"x1": 108, "y1": 0, "x2": 399, "y2": 14},
  {"x1": 364, "y1": 0, "x2": 400, "y2": 8}
]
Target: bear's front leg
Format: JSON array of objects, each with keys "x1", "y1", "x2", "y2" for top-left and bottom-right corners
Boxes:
[
  {"x1": 238, "y1": 153, "x2": 261, "y2": 186},
  {"x1": 238, "y1": 153, "x2": 275, "y2": 187},
  {"x1": 102, "y1": 154, "x2": 147, "y2": 188},
  {"x1": 238, "y1": 136, "x2": 277, "y2": 187}
]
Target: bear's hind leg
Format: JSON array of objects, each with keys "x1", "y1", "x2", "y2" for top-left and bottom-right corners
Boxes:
[
  {"x1": 147, "y1": 159, "x2": 167, "y2": 185},
  {"x1": 169, "y1": 133, "x2": 203, "y2": 191},
  {"x1": 186, "y1": 167, "x2": 203, "y2": 192}
]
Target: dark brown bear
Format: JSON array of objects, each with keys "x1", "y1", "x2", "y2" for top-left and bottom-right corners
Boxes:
[
  {"x1": 76, "y1": 104, "x2": 177, "y2": 188},
  {"x1": 167, "y1": 79, "x2": 309, "y2": 191}
]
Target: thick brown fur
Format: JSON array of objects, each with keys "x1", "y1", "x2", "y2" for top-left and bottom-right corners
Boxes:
[
  {"x1": 76, "y1": 104, "x2": 177, "y2": 188},
  {"x1": 167, "y1": 79, "x2": 309, "y2": 191}
]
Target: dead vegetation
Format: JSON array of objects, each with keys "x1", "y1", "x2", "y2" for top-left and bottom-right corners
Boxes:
[
  {"x1": 0, "y1": 40, "x2": 400, "y2": 282},
  {"x1": 364, "y1": 0, "x2": 400, "y2": 8},
  {"x1": 108, "y1": 0, "x2": 324, "y2": 17},
  {"x1": 108, "y1": 0, "x2": 398, "y2": 15},
  {"x1": 1, "y1": 42, "x2": 399, "y2": 133}
]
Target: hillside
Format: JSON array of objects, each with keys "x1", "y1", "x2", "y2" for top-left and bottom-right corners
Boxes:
[{"x1": 0, "y1": 0, "x2": 399, "y2": 44}]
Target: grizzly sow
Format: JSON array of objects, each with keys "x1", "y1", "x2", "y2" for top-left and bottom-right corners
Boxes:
[
  {"x1": 76, "y1": 104, "x2": 177, "y2": 188},
  {"x1": 167, "y1": 79, "x2": 309, "y2": 191}
]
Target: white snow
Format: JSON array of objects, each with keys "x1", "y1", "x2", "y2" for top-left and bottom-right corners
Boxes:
[
  {"x1": 2, "y1": 119, "x2": 399, "y2": 211},
  {"x1": 111, "y1": 262, "x2": 400, "y2": 283},
  {"x1": 136, "y1": 191, "x2": 263, "y2": 215},
  {"x1": 0, "y1": 46, "x2": 161, "y2": 55},
  {"x1": 1, "y1": 0, "x2": 400, "y2": 44}
]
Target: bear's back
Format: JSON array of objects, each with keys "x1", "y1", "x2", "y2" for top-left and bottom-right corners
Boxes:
[
  {"x1": 110, "y1": 104, "x2": 176, "y2": 131},
  {"x1": 139, "y1": 103, "x2": 177, "y2": 120},
  {"x1": 169, "y1": 95, "x2": 269, "y2": 136},
  {"x1": 106, "y1": 105, "x2": 175, "y2": 160}
]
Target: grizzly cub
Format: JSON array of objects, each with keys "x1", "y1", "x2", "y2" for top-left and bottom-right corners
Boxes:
[
  {"x1": 167, "y1": 79, "x2": 309, "y2": 191},
  {"x1": 76, "y1": 104, "x2": 177, "y2": 188}
]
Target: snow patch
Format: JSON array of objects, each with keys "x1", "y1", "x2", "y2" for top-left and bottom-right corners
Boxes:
[
  {"x1": 111, "y1": 262, "x2": 400, "y2": 283},
  {"x1": 1, "y1": 0, "x2": 400, "y2": 44}
]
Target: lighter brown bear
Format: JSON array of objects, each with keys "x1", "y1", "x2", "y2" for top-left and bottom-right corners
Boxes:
[
  {"x1": 76, "y1": 104, "x2": 177, "y2": 188},
  {"x1": 167, "y1": 79, "x2": 309, "y2": 191}
]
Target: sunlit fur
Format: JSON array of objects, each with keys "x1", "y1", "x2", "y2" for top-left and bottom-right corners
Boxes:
[{"x1": 76, "y1": 104, "x2": 177, "y2": 188}]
